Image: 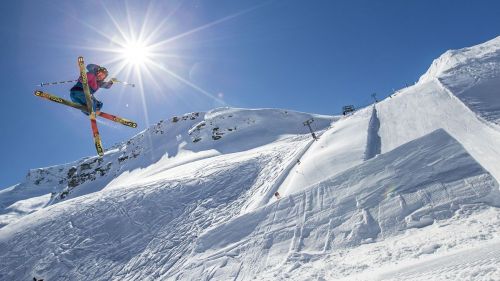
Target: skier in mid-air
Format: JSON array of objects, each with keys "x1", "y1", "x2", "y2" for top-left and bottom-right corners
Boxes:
[{"x1": 70, "y1": 64, "x2": 113, "y2": 114}]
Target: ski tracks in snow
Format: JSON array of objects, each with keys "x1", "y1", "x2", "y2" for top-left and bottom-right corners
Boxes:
[{"x1": 377, "y1": 241, "x2": 500, "y2": 281}]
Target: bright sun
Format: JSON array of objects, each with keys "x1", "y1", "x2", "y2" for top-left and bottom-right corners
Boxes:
[{"x1": 120, "y1": 41, "x2": 152, "y2": 66}]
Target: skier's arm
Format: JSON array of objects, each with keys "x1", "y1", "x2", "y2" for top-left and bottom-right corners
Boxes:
[
  {"x1": 87, "y1": 73, "x2": 99, "y2": 91},
  {"x1": 100, "y1": 80, "x2": 113, "y2": 89}
]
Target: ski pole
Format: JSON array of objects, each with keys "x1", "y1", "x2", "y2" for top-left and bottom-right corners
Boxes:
[
  {"x1": 38, "y1": 78, "x2": 135, "y2": 88},
  {"x1": 111, "y1": 78, "x2": 135, "y2": 87},
  {"x1": 37, "y1": 80, "x2": 78, "y2": 87}
]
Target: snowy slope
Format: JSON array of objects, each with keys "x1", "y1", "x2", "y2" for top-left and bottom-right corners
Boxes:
[
  {"x1": 0, "y1": 109, "x2": 334, "y2": 227},
  {"x1": 0, "y1": 110, "x2": 334, "y2": 281},
  {"x1": 378, "y1": 66, "x2": 500, "y2": 184},
  {"x1": 261, "y1": 206, "x2": 500, "y2": 281},
  {"x1": 1, "y1": 37, "x2": 500, "y2": 281},
  {"x1": 278, "y1": 106, "x2": 371, "y2": 196},
  {"x1": 173, "y1": 129, "x2": 499, "y2": 280},
  {"x1": 419, "y1": 36, "x2": 500, "y2": 126}
]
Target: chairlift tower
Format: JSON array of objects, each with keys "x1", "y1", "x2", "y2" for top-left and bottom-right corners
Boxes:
[{"x1": 303, "y1": 118, "x2": 318, "y2": 141}]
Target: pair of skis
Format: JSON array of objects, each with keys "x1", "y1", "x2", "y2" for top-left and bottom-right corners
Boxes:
[
  {"x1": 34, "y1": 90, "x2": 137, "y2": 128},
  {"x1": 35, "y1": 56, "x2": 137, "y2": 156}
]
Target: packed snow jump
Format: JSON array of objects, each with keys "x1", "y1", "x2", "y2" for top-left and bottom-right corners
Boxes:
[{"x1": 34, "y1": 56, "x2": 137, "y2": 156}]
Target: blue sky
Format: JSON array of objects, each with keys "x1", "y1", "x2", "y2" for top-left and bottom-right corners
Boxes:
[{"x1": 1, "y1": 0, "x2": 499, "y2": 188}]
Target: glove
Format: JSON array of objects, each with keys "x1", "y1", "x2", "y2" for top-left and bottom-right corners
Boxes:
[{"x1": 110, "y1": 78, "x2": 118, "y2": 83}]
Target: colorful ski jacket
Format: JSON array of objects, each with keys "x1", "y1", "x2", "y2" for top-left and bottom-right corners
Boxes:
[{"x1": 71, "y1": 64, "x2": 113, "y2": 95}]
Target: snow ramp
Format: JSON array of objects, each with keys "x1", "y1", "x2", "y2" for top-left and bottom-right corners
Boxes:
[
  {"x1": 278, "y1": 106, "x2": 372, "y2": 196},
  {"x1": 377, "y1": 78, "x2": 500, "y2": 184}
]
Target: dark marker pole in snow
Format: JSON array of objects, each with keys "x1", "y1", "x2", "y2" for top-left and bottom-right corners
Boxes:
[
  {"x1": 274, "y1": 192, "x2": 281, "y2": 199},
  {"x1": 303, "y1": 118, "x2": 318, "y2": 141}
]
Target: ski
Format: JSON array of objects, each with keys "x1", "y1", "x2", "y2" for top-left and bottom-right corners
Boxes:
[
  {"x1": 78, "y1": 56, "x2": 104, "y2": 156},
  {"x1": 97, "y1": 112, "x2": 137, "y2": 128},
  {"x1": 34, "y1": 90, "x2": 138, "y2": 128}
]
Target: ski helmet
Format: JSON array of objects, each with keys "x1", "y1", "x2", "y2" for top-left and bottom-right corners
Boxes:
[{"x1": 96, "y1": 66, "x2": 108, "y2": 77}]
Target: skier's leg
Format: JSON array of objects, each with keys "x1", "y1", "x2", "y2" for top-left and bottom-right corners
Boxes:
[
  {"x1": 70, "y1": 90, "x2": 89, "y2": 115},
  {"x1": 93, "y1": 97, "x2": 103, "y2": 113},
  {"x1": 70, "y1": 90, "x2": 86, "y2": 105}
]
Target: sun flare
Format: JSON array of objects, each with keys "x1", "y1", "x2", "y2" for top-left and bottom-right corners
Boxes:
[
  {"x1": 72, "y1": 0, "x2": 258, "y2": 109},
  {"x1": 120, "y1": 41, "x2": 152, "y2": 67}
]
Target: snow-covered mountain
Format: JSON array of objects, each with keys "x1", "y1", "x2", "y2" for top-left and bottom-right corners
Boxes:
[{"x1": 1, "y1": 37, "x2": 500, "y2": 281}]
